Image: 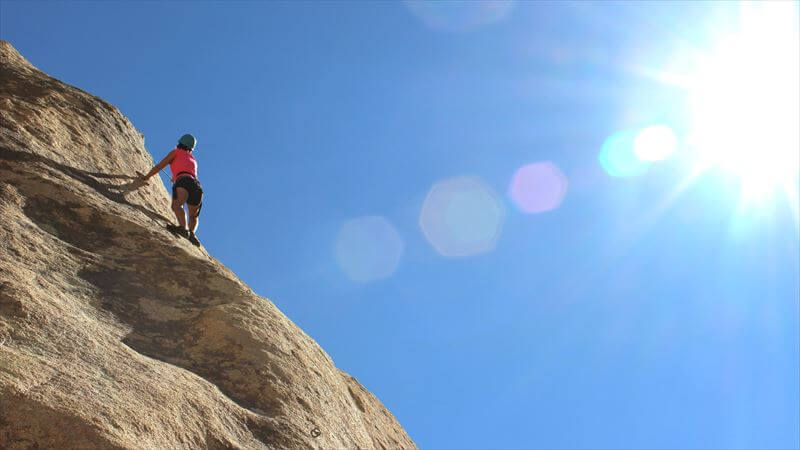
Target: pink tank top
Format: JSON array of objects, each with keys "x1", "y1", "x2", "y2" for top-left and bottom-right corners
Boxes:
[{"x1": 169, "y1": 148, "x2": 197, "y2": 181}]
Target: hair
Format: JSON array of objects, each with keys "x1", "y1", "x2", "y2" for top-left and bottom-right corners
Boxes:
[{"x1": 177, "y1": 143, "x2": 191, "y2": 151}]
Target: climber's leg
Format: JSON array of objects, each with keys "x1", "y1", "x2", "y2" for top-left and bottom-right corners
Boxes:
[{"x1": 171, "y1": 187, "x2": 188, "y2": 229}]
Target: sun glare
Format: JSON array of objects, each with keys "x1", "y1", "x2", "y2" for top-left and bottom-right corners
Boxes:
[
  {"x1": 634, "y1": 125, "x2": 677, "y2": 162},
  {"x1": 687, "y1": 2, "x2": 800, "y2": 202}
]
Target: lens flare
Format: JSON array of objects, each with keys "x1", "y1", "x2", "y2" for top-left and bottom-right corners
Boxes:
[
  {"x1": 599, "y1": 129, "x2": 650, "y2": 177},
  {"x1": 419, "y1": 176, "x2": 505, "y2": 257},
  {"x1": 334, "y1": 216, "x2": 405, "y2": 282},
  {"x1": 508, "y1": 162, "x2": 569, "y2": 214},
  {"x1": 634, "y1": 125, "x2": 678, "y2": 162},
  {"x1": 404, "y1": 0, "x2": 514, "y2": 32}
]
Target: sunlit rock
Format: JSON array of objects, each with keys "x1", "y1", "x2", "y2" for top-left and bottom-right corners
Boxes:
[{"x1": 0, "y1": 40, "x2": 414, "y2": 449}]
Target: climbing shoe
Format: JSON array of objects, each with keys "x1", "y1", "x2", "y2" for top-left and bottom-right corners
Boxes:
[
  {"x1": 166, "y1": 224, "x2": 189, "y2": 238},
  {"x1": 187, "y1": 232, "x2": 201, "y2": 247}
]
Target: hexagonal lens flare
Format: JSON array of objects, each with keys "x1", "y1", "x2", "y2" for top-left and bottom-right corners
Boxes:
[
  {"x1": 599, "y1": 129, "x2": 650, "y2": 177},
  {"x1": 508, "y1": 162, "x2": 568, "y2": 214},
  {"x1": 404, "y1": 0, "x2": 515, "y2": 32},
  {"x1": 419, "y1": 176, "x2": 505, "y2": 257},
  {"x1": 334, "y1": 216, "x2": 404, "y2": 282}
]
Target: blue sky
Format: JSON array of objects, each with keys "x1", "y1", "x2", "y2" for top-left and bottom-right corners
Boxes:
[{"x1": 3, "y1": 1, "x2": 798, "y2": 448}]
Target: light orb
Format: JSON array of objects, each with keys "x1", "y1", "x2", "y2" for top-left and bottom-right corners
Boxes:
[
  {"x1": 599, "y1": 129, "x2": 650, "y2": 177},
  {"x1": 334, "y1": 216, "x2": 405, "y2": 282},
  {"x1": 508, "y1": 162, "x2": 569, "y2": 214},
  {"x1": 634, "y1": 125, "x2": 678, "y2": 162},
  {"x1": 419, "y1": 176, "x2": 505, "y2": 257},
  {"x1": 404, "y1": 0, "x2": 514, "y2": 32}
]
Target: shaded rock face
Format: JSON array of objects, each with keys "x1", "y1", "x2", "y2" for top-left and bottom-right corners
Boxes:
[{"x1": 0, "y1": 41, "x2": 414, "y2": 449}]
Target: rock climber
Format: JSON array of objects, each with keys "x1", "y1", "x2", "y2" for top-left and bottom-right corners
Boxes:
[{"x1": 139, "y1": 133, "x2": 203, "y2": 246}]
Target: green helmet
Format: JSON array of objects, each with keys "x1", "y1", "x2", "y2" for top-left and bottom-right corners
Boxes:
[{"x1": 178, "y1": 134, "x2": 197, "y2": 150}]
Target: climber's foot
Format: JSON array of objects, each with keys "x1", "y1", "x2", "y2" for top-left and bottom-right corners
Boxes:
[{"x1": 166, "y1": 224, "x2": 189, "y2": 238}]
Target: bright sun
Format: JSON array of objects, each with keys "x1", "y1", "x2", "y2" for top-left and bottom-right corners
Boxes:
[{"x1": 687, "y1": 2, "x2": 799, "y2": 202}]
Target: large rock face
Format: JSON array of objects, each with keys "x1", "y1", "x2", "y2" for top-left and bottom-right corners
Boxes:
[{"x1": 0, "y1": 41, "x2": 414, "y2": 449}]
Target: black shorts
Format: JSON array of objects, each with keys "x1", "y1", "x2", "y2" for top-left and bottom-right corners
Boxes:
[{"x1": 172, "y1": 176, "x2": 203, "y2": 207}]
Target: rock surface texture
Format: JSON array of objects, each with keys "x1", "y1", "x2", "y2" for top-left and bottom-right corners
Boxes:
[{"x1": 0, "y1": 41, "x2": 414, "y2": 449}]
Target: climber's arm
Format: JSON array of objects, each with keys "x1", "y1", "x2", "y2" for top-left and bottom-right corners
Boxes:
[{"x1": 140, "y1": 150, "x2": 175, "y2": 181}]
